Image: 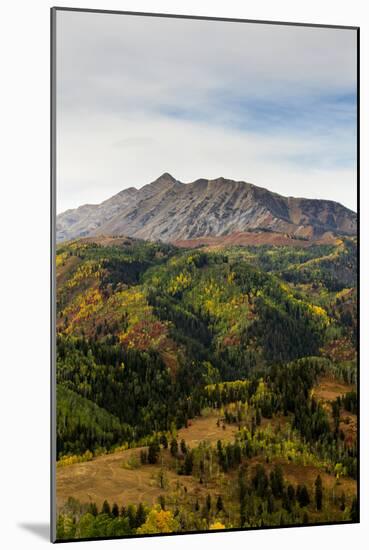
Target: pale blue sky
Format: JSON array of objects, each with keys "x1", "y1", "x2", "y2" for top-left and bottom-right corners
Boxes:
[{"x1": 56, "y1": 11, "x2": 357, "y2": 213}]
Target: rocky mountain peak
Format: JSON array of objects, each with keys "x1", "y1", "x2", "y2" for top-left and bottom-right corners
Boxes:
[{"x1": 57, "y1": 174, "x2": 357, "y2": 243}]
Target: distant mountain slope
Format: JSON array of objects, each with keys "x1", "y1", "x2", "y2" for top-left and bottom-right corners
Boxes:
[{"x1": 57, "y1": 173, "x2": 357, "y2": 243}]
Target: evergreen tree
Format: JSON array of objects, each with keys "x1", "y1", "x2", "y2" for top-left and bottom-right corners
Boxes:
[
  {"x1": 267, "y1": 490, "x2": 275, "y2": 514},
  {"x1": 297, "y1": 485, "x2": 310, "y2": 508},
  {"x1": 126, "y1": 504, "x2": 136, "y2": 529},
  {"x1": 184, "y1": 451, "x2": 193, "y2": 475},
  {"x1": 88, "y1": 502, "x2": 98, "y2": 516},
  {"x1": 270, "y1": 465, "x2": 284, "y2": 499},
  {"x1": 135, "y1": 502, "x2": 146, "y2": 528},
  {"x1": 252, "y1": 464, "x2": 269, "y2": 498},
  {"x1": 170, "y1": 437, "x2": 178, "y2": 457},
  {"x1": 148, "y1": 441, "x2": 160, "y2": 464},
  {"x1": 282, "y1": 490, "x2": 292, "y2": 513},
  {"x1": 216, "y1": 495, "x2": 224, "y2": 512},
  {"x1": 180, "y1": 438, "x2": 187, "y2": 455},
  {"x1": 314, "y1": 475, "x2": 323, "y2": 511},
  {"x1": 287, "y1": 484, "x2": 295, "y2": 504},
  {"x1": 256, "y1": 408, "x2": 261, "y2": 426},
  {"x1": 112, "y1": 502, "x2": 119, "y2": 517},
  {"x1": 101, "y1": 500, "x2": 111, "y2": 515}
]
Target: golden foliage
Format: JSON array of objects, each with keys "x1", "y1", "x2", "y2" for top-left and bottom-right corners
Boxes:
[
  {"x1": 136, "y1": 508, "x2": 179, "y2": 534},
  {"x1": 57, "y1": 450, "x2": 93, "y2": 467},
  {"x1": 66, "y1": 260, "x2": 103, "y2": 289},
  {"x1": 168, "y1": 271, "x2": 192, "y2": 296},
  {"x1": 210, "y1": 521, "x2": 225, "y2": 530}
]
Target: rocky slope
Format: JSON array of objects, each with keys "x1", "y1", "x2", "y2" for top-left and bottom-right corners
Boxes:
[{"x1": 57, "y1": 173, "x2": 357, "y2": 243}]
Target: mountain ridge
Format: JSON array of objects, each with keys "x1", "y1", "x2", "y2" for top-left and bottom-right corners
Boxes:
[{"x1": 57, "y1": 173, "x2": 357, "y2": 243}]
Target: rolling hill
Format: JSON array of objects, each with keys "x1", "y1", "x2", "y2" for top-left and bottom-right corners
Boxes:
[{"x1": 55, "y1": 232, "x2": 357, "y2": 537}]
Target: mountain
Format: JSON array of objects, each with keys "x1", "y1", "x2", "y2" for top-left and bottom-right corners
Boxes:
[{"x1": 57, "y1": 173, "x2": 357, "y2": 243}]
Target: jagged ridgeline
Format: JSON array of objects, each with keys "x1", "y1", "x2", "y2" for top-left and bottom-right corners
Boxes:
[
  {"x1": 56, "y1": 173, "x2": 357, "y2": 244},
  {"x1": 56, "y1": 235, "x2": 357, "y2": 456}
]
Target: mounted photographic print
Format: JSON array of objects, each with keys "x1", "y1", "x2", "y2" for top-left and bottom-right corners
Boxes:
[{"x1": 51, "y1": 7, "x2": 359, "y2": 542}]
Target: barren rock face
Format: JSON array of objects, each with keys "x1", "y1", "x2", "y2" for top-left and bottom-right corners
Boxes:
[{"x1": 56, "y1": 173, "x2": 357, "y2": 243}]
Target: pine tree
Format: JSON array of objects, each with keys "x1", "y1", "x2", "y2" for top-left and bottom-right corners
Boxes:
[
  {"x1": 314, "y1": 475, "x2": 323, "y2": 511},
  {"x1": 170, "y1": 437, "x2": 178, "y2": 457},
  {"x1": 148, "y1": 441, "x2": 160, "y2": 464},
  {"x1": 256, "y1": 408, "x2": 261, "y2": 426},
  {"x1": 253, "y1": 464, "x2": 269, "y2": 498},
  {"x1": 184, "y1": 451, "x2": 193, "y2": 475},
  {"x1": 270, "y1": 465, "x2": 284, "y2": 499},
  {"x1": 287, "y1": 484, "x2": 295, "y2": 504},
  {"x1": 127, "y1": 504, "x2": 136, "y2": 529},
  {"x1": 88, "y1": 502, "x2": 98, "y2": 516},
  {"x1": 251, "y1": 416, "x2": 256, "y2": 437},
  {"x1": 101, "y1": 500, "x2": 111, "y2": 515},
  {"x1": 267, "y1": 490, "x2": 275, "y2": 514},
  {"x1": 297, "y1": 485, "x2": 310, "y2": 508},
  {"x1": 216, "y1": 495, "x2": 224, "y2": 512},
  {"x1": 112, "y1": 502, "x2": 119, "y2": 517},
  {"x1": 135, "y1": 503, "x2": 146, "y2": 527},
  {"x1": 180, "y1": 438, "x2": 187, "y2": 455}
]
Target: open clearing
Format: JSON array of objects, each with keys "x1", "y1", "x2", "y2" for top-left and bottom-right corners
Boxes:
[
  {"x1": 57, "y1": 410, "x2": 237, "y2": 510},
  {"x1": 313, "y1": 376, "x2": 357, "y2": 446},
  {"x1": 56, "y1": 407, "x2": 356, "y2": 512},
  {"x1": 313, "y1": 377, "x2": 354, "y2": 402},
  {"x1": 176, "y1": 411, "x2": 238, "y2": 447}
]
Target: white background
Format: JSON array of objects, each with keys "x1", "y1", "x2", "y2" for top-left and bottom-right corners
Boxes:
[{"x1": 0, "y1": 1, "x2": 367, "y2": 549}]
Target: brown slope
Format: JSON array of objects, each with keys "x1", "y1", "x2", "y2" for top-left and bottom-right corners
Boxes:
[{"x1": 172, "y1": 231, "x2": 338, "y2": 249}]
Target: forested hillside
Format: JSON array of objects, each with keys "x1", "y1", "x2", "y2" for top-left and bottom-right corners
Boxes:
[{"x1": 55, "y1": 234, "x2": 357, "y2": 539}]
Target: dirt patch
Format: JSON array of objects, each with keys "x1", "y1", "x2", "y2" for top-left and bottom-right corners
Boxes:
[
  {"x1": 313, "y1": 377, "x2": 357, "y2": 447},
  {"x1": 177, "y1": 412, "x2": 238, "y2": 447},
  {"x1": 171, "y1": 231, "x2": 338, "y2": 250},
  {"x1": 340, "y1": 412, "x2": 357, "y2": 445},
  {"x1": 313, "y1": 377, "x2": 354, "y2": 402}
]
